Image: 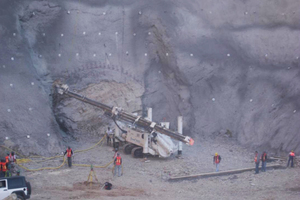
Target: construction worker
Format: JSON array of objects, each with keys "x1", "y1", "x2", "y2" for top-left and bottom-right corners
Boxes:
[
  {"x1": 9, "y1": 152, "x2": 17, "y2": 173},
  {"x1": 9, "y1": 152, "x2": 16, "y2": 170},
  {"x1": 261, "y1": 151, "x2": 267, "y2": 172},
  {"x1": 213, "y1": 153, "x2": 221, "y2": 172},
  {"x1": 114, "y1": 153, "x2": 122, "y2": 177},
  {"x1": 106, "y1": 127, "x2": 113, "y2": 145},
  {"x1": 287, "y1": 150, "x2": 295, "y2": 167},
  {"x1": 254, "y1": 151, "x2": 260, "y2": 174},
  {"x1": 9, "y1": 152, "x2": 16, "y2": 162},
  {"x1": 64, "y1": 146, "x2": 73, "y2": 168},
  {"x1": 5, "y1": 153, "x2": 9, "y2": 164},
  {"x1": 5, "y1": 153, "x2": 10, "y2": 170},
  {"x1": 1, "y1": 159, "x2": 10, "y2": 177}
]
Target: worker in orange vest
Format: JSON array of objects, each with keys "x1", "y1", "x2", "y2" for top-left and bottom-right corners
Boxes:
[
  {"x1": 287, "y1": 150, "x2": 295, "y2": 167},
  {"x1": 5, "y1": 153, "x2": 9, "y2": 164},
  {"x1": 254, "y1": 151, "x2": 260, "y2": 174},
  {"x1": 5, "y1": 153, "x2": 11, "y2": 170},
  {"x1": 64, "y1": 146, "x2": 73, "y2": 168},
  {"x1": 213, "y1": 153, "x2": 221, "y2": 172},
  {"x1": 114, "y1": 153, "x2": 122, "y2": 177},
  {"x1": 1, "y1": 159, "x2": 10, "y2": 177}
]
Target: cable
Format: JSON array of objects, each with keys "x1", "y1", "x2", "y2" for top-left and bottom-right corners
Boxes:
[{"x1": 112, "y1": 116, "x2": 127, "y2": 133}]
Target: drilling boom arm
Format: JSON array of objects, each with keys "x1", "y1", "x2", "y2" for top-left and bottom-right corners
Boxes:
[{"x1": 56, "y1": 84, "x2": 194, "y2": 146}]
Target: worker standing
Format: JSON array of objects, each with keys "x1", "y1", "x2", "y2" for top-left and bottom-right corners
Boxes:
[
  {"x1": 106, "y1": 127, "x2": 113, "y2": 145},
  {"x1": 5, "y1": 153, "x2": 10, "y2": 171},
  {"x1": 64, "y1": 147, "x2": 73, "y2": 168},
  {"x1": 213, "y1": 153, "x2": 221, "y2": 172},
  {"x1": 254, "y1": 151, "x2": 260, "y2": 174},
  {"x1": 9, "y1": 152, "x2": 16, "y2": 172},
  {"x1": 287, "y1": 150, "x2": 295, "y2": 167},
  {"x1": 261, "y1": 152, "x2": 267, "y2": 172},
  {"x1": 1, "y1": 159, "x2": 10, "y2": 177},
  {"x1": 114, "y1": 153, "x2": 122, "y2": 177}
]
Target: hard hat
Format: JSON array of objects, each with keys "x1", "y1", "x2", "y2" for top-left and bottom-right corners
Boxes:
[
  {"x1": 291, "y1": 150, "x2": 294, "y2": 152},
  {"x1": 215, "y1": 152, "x2": 218, "y2": 156}
]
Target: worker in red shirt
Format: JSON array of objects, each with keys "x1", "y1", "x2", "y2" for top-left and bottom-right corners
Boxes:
[
  {"x1": 64, "y1": 147, "x2": 73, "y2": 168},
  {"x1": 114, "y1": 153, "x2": 122, "y2": 177},
  {"x1": 213, "y1": 153, "x2": 221, "y2": 172},
  {"x1": 287, "y1": 150, "x2": 295, "y2": 167}
]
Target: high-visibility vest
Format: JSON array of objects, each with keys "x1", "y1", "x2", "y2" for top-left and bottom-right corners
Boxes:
[
  {"x1": 215, "y1": 155, "x2": 220, "y2": 164},
  {"x1": 9, "y1": 154, "x2": 16, "y2": 162},
  {"x1": 290, "y1": 152, "x2": 295, "y2": 157},
  {"x1": 254, "y1": 155, "x2": 258, "y2": 163},
  {"x1": 1, "y1": 162, "x2": 7, "y2": 172},
  {"x1": 67, "y1": 149, "x2": 72, "y2": 157},
  {"x1": 5, "y1": 156, "x2": 9, "y2": 163},
  {"x1": 115, "y1": 156, "x2": 121, "y2": 166}
]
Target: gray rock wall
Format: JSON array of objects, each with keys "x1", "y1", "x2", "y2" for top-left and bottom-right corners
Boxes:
[{"x1": 0, "y1": 0, "x2": 299, "y2": 155}]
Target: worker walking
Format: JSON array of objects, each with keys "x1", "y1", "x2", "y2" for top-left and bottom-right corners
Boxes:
[
  {"x1": 64, "y1": 147, "x2": 73, "y2": 168},
  {"x1": 287, "y1": 150, "x2": 295, "y2": 168},
  {"x1": 114, "y1": 153, "x2": 122, "y2": 177},
  {"x1": 254, "y1": 151, "x2": 260, "y2": 174},
  {"x1": 213, "y1": 153, "x2": 221, "y2": 172},
  {"x1": 261, "y1": 152, "x2": 267, "y2": 172}
]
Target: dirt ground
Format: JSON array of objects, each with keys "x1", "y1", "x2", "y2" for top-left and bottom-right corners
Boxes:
[{"x1": 19, "y1": 135, "x2": 299, "y2": 200}]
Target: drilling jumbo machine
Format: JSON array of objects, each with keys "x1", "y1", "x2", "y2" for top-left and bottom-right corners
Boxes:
[{"x1": 56, "y1": 84, "x2": 194, "y2": 158}]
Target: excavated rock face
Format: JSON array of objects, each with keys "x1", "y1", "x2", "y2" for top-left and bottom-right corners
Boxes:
[
  {"x1": 0, "y1": 0, "x2": 63, "y2": 156},
  {"x1": 53, "y1": 81, "x2": 144, "y2": 141},
  {"x1": 0, "y1": 0, "x2": 299, "y2": 155}
]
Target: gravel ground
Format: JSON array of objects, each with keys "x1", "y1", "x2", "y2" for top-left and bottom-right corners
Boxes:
[{"x1": 17, "y1": 135, "x2": 299, "y2": 200}]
